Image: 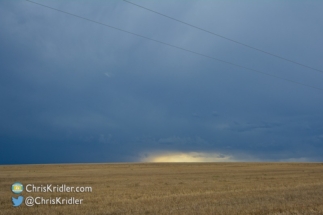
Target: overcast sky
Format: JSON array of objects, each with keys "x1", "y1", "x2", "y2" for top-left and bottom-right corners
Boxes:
[{"x1": 1, "y1": 0, "x2": 323, "y2": 164}]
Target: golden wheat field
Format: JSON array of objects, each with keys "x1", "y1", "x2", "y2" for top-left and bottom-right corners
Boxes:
[{"x1": 1, "y1": 163, "x2": 323, "y2": 215}]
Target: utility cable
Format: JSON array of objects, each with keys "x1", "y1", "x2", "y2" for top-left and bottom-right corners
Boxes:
[
  {"x1": 25, "y1": 0, "x2": 323, "y2": 91},
  {"x1": 123, "y1": 0, "x2": 323, "y2": 74}
]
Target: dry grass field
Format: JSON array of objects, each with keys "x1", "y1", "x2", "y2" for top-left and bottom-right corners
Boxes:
[{"x1": 1, "y1": 163, "x2": 323, "y2": 215}]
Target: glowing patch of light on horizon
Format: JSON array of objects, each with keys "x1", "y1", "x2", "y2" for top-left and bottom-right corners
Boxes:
[{"x1": 141, "y1": 152, "x2": 235, "y2": 162}]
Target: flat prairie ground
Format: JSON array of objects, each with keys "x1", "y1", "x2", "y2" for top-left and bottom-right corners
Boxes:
[{"x1": 1, "y1": 163, "x2": 323, "y2": 215}]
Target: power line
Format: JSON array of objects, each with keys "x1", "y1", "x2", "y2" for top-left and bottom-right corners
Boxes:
[
  {"x1": 123, "y1": 0, "x2": 323, "y2": 74},
  {"x1": 25, "y1": 0, "x2": 323, "y2": 91}
]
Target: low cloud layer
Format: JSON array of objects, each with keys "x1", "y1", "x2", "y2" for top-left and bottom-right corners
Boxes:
[{"x1": 0, "y1": 0, "x2": 323, "y2": 164}]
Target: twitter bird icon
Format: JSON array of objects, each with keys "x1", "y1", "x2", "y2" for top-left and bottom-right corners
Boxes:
[{"x1": 12, "y1": 196, "x2": 24, "y2": 207}]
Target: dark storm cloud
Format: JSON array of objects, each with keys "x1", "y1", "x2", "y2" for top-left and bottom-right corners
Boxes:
[{"x1": 0, "y1": 0, "x2": 323, "y2": 164}]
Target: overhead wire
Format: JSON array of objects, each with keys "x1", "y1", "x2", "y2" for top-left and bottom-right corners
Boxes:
[
  {"x1": 123, "y1": 0, "x2": 323, "y2": 74},
  {"x1": 25, "y1": 0, "x2": 323, "y2": 91}
]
